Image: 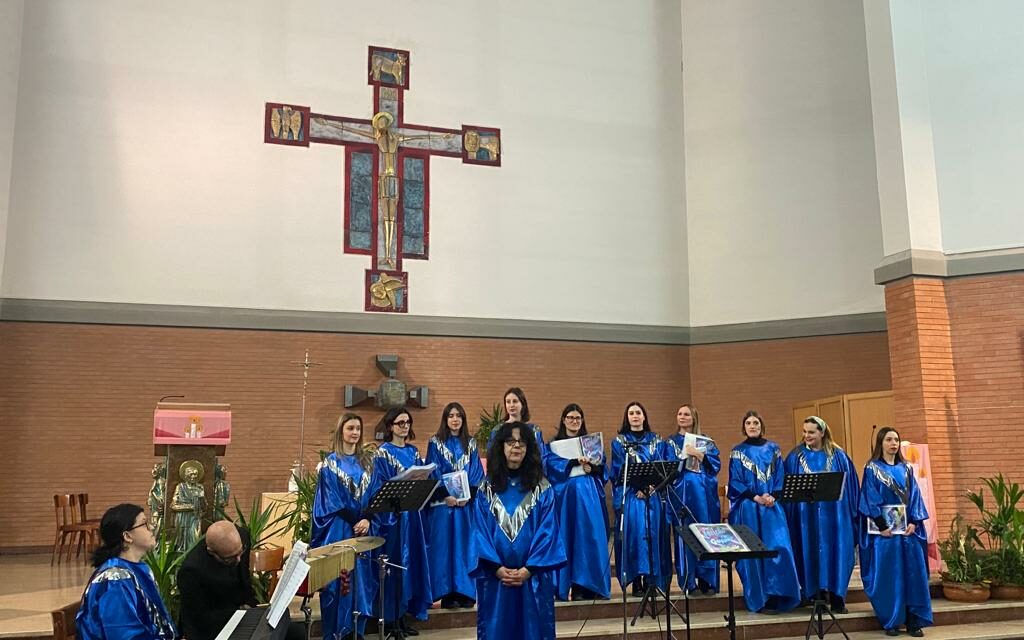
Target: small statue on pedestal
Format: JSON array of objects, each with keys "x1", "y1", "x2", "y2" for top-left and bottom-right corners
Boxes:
[
  {"x1": 171, "y1": 460, "x2": 206, "y2": 551},
  {"x1": 147, "y1": 462, "x2": 167, "y2": 537},
  {"x1": 214, "y1": 463, "x2": 230, "y2": 519}
]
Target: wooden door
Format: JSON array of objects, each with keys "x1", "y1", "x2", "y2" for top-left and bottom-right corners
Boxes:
[
  {"x1": 816, "y1": 396, "x2": 846, "y2": 450},
  {"x1": 844, "y1": 391, "x2": 894, "y2": 474}
]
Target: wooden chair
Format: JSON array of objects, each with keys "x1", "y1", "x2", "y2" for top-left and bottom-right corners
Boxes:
[
  {"x1": 251, "y1": 546, "x2": 285, "y2": 599},
  {"x1": 51, "y1": 600, "x2": 80, "y2": 640},
  {"x1": 73, "y1": 494, "x2": 101, "y2": 558},
  {"x1": 718, "y1": 484, "x2": 729, "y2": 521},
  {"x1": 52, "y1": 495, "x2": 93, "y2": 565}
]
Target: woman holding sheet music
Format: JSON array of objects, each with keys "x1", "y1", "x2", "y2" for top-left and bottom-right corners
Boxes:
[
  {"x1": 858, "y1": 427, "x2": 932, "y2": 637},
  {"x1": 726, "y1": 411, "x2": 801, "y2": 614},
  {"x1": 783, "y1": 416, "x2": 860, "y2": 614},
  {"x1": 544, "y1": 403, "x2": 611, "y2": 601},
  {"x1": 610, "y1": 401, "x2": 670, "y2": 596},
  {"x1": 373, "y1": 407, "x2": 432, "y2": 635},
  {"x1": 424, "y1": 402, "x2": 484, "y2": 609},
  {"x1": 662, "y1": 404, "x2": 721, "y2": 595},
  {"x1": 312, "y1": 413, "x2": 380, "y2": 640}
]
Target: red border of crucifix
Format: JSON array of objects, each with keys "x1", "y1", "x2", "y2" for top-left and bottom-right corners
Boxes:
[{"x1": 264, "y1": 46, "x2": 501, "y2": 313}]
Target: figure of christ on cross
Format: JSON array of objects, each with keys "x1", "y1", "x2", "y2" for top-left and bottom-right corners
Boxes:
[{"x1": 313, "y1": 111, "x2": 453, "y2": 269}]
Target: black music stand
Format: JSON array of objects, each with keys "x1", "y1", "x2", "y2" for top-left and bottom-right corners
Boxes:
[
  {"x1": 773, "y1": 471, "x2": 850, "y2": 640},
  {"x1": 625, "y1": 460, "x2": 684, "y2": 630},
  {"x1": 682, "y1": 524, "x2": 777, "y2": 640},
  {"x1": 368, "y1": 479, "x2": 439, "y2": 640}
]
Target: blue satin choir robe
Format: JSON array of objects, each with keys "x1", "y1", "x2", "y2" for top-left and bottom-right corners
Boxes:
[
  {"x1": 543, "y1": 441, "x2": 612, "y2": 600},
  {"x1": 663, "y1": 434, "x2": 722, "y2": 593},
  {"x1": 783, "y1": 445, "x2": 860, "y2": 601},
  {"x1": 610, "y1": 431, "x2": 671, "y2": 589},
  {"x1": 727, "y1": 440, "x2": 801, "y2": 612},
  {"x1": 858, "y1": 460, "x2": 933, "y2": 631},
  {"x1": 424, "y1": 435, "x2": 484, "y2": 603},
  {"x1": 470, "y1": 477, "x2": 566, "y2": 640},
  {"x1": 312, "y1": 452, "x2": 380, "y2": 640},
  {"x1": 76, "y1": 557, "x2": 177, "y2": 640},
  {"x1": 373, "y1": 442, "x2": 433, "y2": 622}
]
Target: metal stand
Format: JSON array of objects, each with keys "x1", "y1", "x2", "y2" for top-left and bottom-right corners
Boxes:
[{"x1": 805, "y1": 594, "x2": 850, "y2": 640}]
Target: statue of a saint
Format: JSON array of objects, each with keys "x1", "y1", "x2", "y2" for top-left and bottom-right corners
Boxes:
[
  {"x1": 171, "y1": 460, "x2": 206, "y2": 551},
  {"x1": 147, "y1": 462, "x2": 167, "y2": 537},
  {"x1": 314, "y1": 112, "x2": 452, "y2": 268},
  {"x1": 214, "y1": 463, "x2": 230, "y2": 519}
]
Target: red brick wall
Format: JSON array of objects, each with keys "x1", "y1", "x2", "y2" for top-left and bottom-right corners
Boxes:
[
  {"x1": 0, "y1": 322, "x2": 693, "y2": 549},
  {"x1": 689, "y1": 333, "x2": 894, "y2": 461},
  {"x1": 884, "y1": 273, "x2": 1024, "y2": 534}
]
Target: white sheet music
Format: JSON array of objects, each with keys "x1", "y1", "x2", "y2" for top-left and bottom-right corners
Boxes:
[{"x1": 267, "y1": 541, "x2": 310, "y2": 628}]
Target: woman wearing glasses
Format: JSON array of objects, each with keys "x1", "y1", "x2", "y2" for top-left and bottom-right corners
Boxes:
[
  {"x1": 313, "y1": 412, "x2": 380, "y2": 640},
  {"x1": 663, "y1": 404, "x2": 721, "y2": 595},
  {"x1": 373, "y1": 407, "x2": 432, "y2": 635},
  {"x1": 610, "y1": 401, "x2": 669, "y2": 596},
  {"x1": 76, "y1": 503, "x2": 177, "y2": 640},
  {"x1": 424, "y1": 402, "x2": 484, "y2": 609},
  {"x1": 544, "y1": 403, "x2": 611, "y2": 601},
  {"x1": 470, "y1": 422, "x2": 566, "y2": 640}
]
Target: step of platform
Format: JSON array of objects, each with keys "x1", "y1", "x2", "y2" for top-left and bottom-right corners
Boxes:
[{"x1": 411, "y1": 599, "x2": 1024, "y2": 640}]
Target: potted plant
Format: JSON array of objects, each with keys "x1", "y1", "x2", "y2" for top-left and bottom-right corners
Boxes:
[
  {"x1": 234, "y1": 496, "x2": 289, "y2": 603},
  {"x1": 475, "y1": 403, "x2": 504, "y2": 455},
  {"x1": 143, "y1": 529, "x2": 197, "y2": 621},
  {"x1": 938, "y1": 514, "x2": 990, "y2": 602},
  {"x1": 967, "y1": 474, "x2": 1024, "y2": 599}
]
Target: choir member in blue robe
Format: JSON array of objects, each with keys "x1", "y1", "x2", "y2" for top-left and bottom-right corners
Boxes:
[
  {"x1": 424, "y1": 402, "x2": 484, "y2": 609},
  {"x1": 76, "y1": 503, "x2": 177, "y2": 640},
  {"x1": 487, "y1": 387, "x2": 546, "y2": 454},
  {"x1": 373, "y1": 407, "x2": 433, "y2": 634},
  {"x1": 312, "y1": 413, "x2": 381, "y2": 640},
  {"x1": 783, "y1": 416, "x2": 860, "y2": 613},
  {"x1": 858, "y1": 427, "x2": 932, "y2": 637},
  {"x1": 610, "y1": 401, "x2": 671, "y2": 595},
  {"x1": 662, "y1": 404, "x2": 721, "y2": 594},
  {"x1": 543, "y1": 403, "x2": 611, "y2": 601},
  {"x1": 727, "y1": 410, "x2": 801, "y2": 614},
  {"x1": 470, "y1": 422, "x2": 566, "y2": 640}
]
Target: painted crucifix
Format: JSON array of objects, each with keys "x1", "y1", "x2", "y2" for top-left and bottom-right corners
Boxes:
[{"x1": 263, "y1": 46, "x2": 502, "y2": 313}]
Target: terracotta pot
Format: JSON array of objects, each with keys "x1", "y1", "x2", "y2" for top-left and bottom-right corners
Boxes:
[
  {"x1": 991, "y1": 584, "x2": 1024, "y2": 600},
  {"x1": 942, "y1": 581, "x2": 991, "y2": 603}
]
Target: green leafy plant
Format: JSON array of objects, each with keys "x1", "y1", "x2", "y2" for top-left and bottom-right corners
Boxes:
[
  {"x1": 233, "y1": 496, "x2": 289, "y2": 603},
  {"x1": 968, "y1": 474, "x2": 1024, "y2": 586},
  {"x1": 143, "y1": 529, "x2": 196, "y2": 621},
  {"x1": 939, "y1": 514, "x2": 987, "y2": 585},
  {"x1": 475, "y1": 403, "x2": 505, "y2": 454},
  {"x1": 283, "y1": 452, "x2": 326, "y2": 545}
]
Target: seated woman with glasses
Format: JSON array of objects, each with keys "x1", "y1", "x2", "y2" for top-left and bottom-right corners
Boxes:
[
  {"x1": 76, "y1": 503, "x2": 177, "y2": 640},
  {"x1": 373, "y1": 406, "x2": 432, "y2": 636},
  {"x1": 544, "y1": 403, "x2": 611, "y2": 601},
  {"x1": 470, "y1": 422, "x2": 566, "y2": 640}
]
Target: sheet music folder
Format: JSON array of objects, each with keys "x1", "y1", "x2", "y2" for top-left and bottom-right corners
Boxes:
[{"x1": 680, "y1": 524, "x2": 778, "y2": 562}]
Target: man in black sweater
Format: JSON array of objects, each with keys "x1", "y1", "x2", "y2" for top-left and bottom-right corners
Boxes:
[{"x1": 178, "y1": 521, "x2": 257, "y2": 640}]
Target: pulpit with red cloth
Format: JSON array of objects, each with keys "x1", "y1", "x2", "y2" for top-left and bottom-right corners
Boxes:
[{"x1": 154, "y1": 402, "x2": 232, "y2": 537}]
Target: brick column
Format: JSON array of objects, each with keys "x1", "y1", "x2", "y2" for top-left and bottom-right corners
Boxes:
[{"x1": 883, "y1": 276, "x2": 960, "y2": 532}]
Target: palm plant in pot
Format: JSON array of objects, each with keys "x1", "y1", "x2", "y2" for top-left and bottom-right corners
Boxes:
[
  {"x1": 475, "y1": 403, "x2": 504, "y2": 456},
  {"x1": 938, "y1": 514, "x2": 990, "y2": 602},
  {"x1": 968, "y1": 474, "x2": 1024, "y2": 599}
]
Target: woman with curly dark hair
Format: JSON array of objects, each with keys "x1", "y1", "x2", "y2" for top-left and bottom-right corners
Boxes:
[{"x1": 470, "y1": 422, "x2": 565, "y2": 640}]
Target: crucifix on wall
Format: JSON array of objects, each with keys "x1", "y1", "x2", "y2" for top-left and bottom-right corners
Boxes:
[{"x1": 264, "y1": 45, "x2": 502, "y2": 313}]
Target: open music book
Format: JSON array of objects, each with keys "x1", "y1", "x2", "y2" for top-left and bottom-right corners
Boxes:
[{"x1": 548, "y1": 433, "x2": 604, "y2": 477}]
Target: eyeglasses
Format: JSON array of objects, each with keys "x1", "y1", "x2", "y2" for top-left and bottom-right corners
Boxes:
[
  {"x1": 210, "y1": 546, "x2": 245, "y2": 565},
  {"x1": 126, "y1": 519, "x2": 152, "y2": 533},
  {"x1": 503, "y1": 438, "x2": 526, "y2": 448},
  {"x1": 393, "y1": 419, "x2": 411, "y2": 427},
  {"x1": 564, "y1": 416, "x2": 583, "y2": 422}
]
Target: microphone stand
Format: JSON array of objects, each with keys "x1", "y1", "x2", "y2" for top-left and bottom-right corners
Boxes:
[
  {"x1": 619, "y1": 441, "x2": 633, "y2": 640},
  {"x1": 660, "y1": 459, "x2": 699, "y2": 640}
]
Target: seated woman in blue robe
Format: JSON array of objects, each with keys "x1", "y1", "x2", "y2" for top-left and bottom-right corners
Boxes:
[
  {"x1": 373, "y1": 407, "x2": 433, "y2": 635},
  {"x1": 470, "y1": 421, "x2": 566, "y2": 640},
  {"x1": 312, "y1": 413, "x2": 381, "y2": 640},
  {"x1": 76, "y1": 503, "x2": 177, "y2": 640},
  {"x1": 424, "y1": 402, "x2": 484, "y2": 609},
  {"x1": 783, "y1": 416, "x2": 860, "y2": 613},
  {"x1": 727, "y1": 410, "x2": 801, "y2": 614},
  {"x1": 858, "y1": 426, "x2": 932, "y2": 637},
  {"x1": 487, "y1": 387, "x2": 546, "y2": 454},
  {"x1": 543, "y1": 403, "x2": 611, "y2": 601},
  {"x1": 610, "y1": 401, "x2": 670, "y2": 596},
  {"x1": 662, "y1": 403, "x2": 721, "y2": 595}
]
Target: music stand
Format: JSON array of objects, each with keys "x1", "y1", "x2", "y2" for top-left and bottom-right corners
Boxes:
[
  {"x1": 682, "y1": 524, "x2": 777, "y2": 640},
  {"x1": 368, "y1": 479, "x2": 439, "y2": 640},
  {"x1": 773, "y1": 471, "x2": 850, "y2": 640},
  {"x1": 624, "y1": 460, "x2": 684, "y2": 630}
]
